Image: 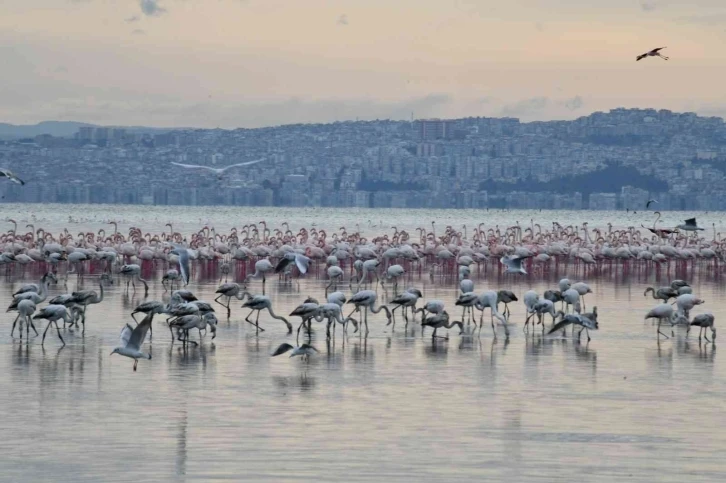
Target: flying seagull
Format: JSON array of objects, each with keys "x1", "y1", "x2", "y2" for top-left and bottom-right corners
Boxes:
[
  {"x1": 637, "y1": 47, "x2": 668, "y2": 61},
  {"x1": 675, "y1": 217, "x2": 705, "y2": 232},
  {"x1": 500, "y1": 255, "x2": 533, "y2": 275},
  {"x1": 170, "y1": 244, "x2": 191, "y2": 285},
  {"x1": 274, "y1": 252, "x2": 311, "y2": 275},
  {"x1": 170, "y1": 159, "x2": 263, "y2": 179},
  {"x1": 646, "y1": 199, "x2": 658, "y2": 209},
  {"x1": 110, "y1": 312, "x2": 153, "y2": 371},
  {"x1": 271, "y1": 342, "x2": 318, "y2": 361},
  {"x1": 0, "y1": 168, "x2": 25, "y2": 185}
]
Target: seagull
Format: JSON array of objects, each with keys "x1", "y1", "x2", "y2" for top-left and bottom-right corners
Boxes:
[
  {"x1": 548, "y1": 311, "x2": 599, "y2": 341},
  {"x1": 500, "y1": 255, "x2": 532, "y2": 274},
  {"x1": 170, "y1": 159, "x2": 264, "y2": 179},
  {"x1": 110, "y1": 312, "x2": 153, "y2": 371},
  {"x1": 170, "y1": 244, "x2": 191, "y2": 285},
  {"x1": 274, "y1": 251, "x2": 311, "y2": 275},
  {"x1": 646, "y1": 199, "x2": 658, "y2": 209},
  {"x1": 636, "y1": 47, "x2": 668, "y2": 61},
  {"x1": 0, "y1": 168, "x2": 25, "y2": 185},
  {"x1": 675, "y1": 217, "x2": 705, "y2": 232},
  {"x1": 271, "y1": 342, "x2": 318, "y2": 361}
]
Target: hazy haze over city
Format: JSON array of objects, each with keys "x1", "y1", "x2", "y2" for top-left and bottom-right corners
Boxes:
[{"x1": 3, "y1": 0, "x2": 726, "y2": 128}]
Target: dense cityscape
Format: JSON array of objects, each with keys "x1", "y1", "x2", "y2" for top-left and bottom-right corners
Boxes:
[{"x1": 1, "y1": 107, "x2": 725, "y2": 210}]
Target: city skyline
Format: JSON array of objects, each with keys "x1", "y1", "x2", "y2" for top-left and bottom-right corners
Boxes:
[{"x1": 3, "y1": 1, "x2": 726, "y2": 128}]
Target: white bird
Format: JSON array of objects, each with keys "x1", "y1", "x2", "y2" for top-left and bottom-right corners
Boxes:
[
  {"x1": 110, "y1": 312, "x2": 153, "y2": 371},
  {"x1": 271, "y1": 342, "x2": 318, "y2": 361},
  {"x1": 274, "y1": 251, "x2": 311, "y2": 275},
  {"x1": 170, "y1": 159, "x2": 264, "y2": 179},
  {"x1": 0, "y1": 168, "x2": 25, "y2": 185},
  {"x1": 548, "y1": 311, "x2": 599, "y2": 342},
  {"x1": 170, "y1": 245, "x2": 191, "y2": 286},
  {"x1": 500, "y1": 255, "x2": 532, "y2": 274},
  {"x1": 571, "y1": 282, "x2": 592, "y2": 310},
  {"x1": 676, "y1": 294, "x2": 705, "y2": 319}
]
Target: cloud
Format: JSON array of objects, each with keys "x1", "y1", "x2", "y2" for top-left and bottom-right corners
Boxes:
[
  {"x1": 562, "y1": 95, "x2": 584, "y2": 110},
  {"x1": 140, "y1": 0, "x2": 166, "y2": 17},
  {"x1": 500, "y1": 97, "x2": 548, "y2": 117},
  {"x1": 639, "y1": 0, "x2": 659, "y2": 12},
  {"x1": 337, "y1": 14, "x2": 349, "y2": 26},
  {"x1": 132, "y1": 29, "x2": 146, "y2": 35},
  {"x1": 125, "y1": 15, "x2": 140, "y2": 23},
  {"x1": 677, "y1": 13, "x2": 726, "y2": 26}
]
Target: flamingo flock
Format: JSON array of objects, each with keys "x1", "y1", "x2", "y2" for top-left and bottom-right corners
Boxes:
[{"x1": 0, "y1": 217, "x2": 718, "y2": 369}]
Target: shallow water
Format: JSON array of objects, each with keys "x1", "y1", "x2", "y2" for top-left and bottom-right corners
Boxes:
[
  {"x1": 0, "y1": 259, "x2": 724, "y2": 482},
  {"x1": 0, "y1": 205, "x2": 725, "y2": 481},
  {"x1": 3, "y1": 203, "x2": 726, "y2": 237}
]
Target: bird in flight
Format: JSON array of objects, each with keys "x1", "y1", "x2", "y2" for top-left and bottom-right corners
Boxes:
[
  {"x1": 646, "y1": 199, "x2": 658, "y2": 209},
  {"x1": 170, "y1": 159, "x2": 264, "y2": 179},
  {"x1": 500, "y1": 255, "x2": 533, "y2": 275},
  {"x1": 675, "y1": 217, "x2": 705, "y2": 232},
  {"x1": 636, "y1": 47, "x2": 668, "y2": 61},
  {"x1": 0, "y1": 168, "x2": 25, "y2": 185}
]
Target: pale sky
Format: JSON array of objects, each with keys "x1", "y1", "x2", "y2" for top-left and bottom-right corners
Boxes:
[{"x1": 2, "y1": 0, "x2": 726, "y2": 128}]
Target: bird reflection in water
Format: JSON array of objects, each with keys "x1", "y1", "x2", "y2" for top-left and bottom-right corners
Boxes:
[
  {"x1": 175, "y1": 408, "x2": 188, "y2": 477},
  {"x1": 677, "y1": 338, "x2": 716, "y2": 364},
  {"x1": 272, "y1": 373, "x2": 316, "y2": 394}
]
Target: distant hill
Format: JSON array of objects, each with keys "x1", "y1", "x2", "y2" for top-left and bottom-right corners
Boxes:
[
  {"x1": 0, "y1": 121, "x2": 184, "y2": 140},
  {"x1": 0, "y1": 121, "x2": 96, "y2": 140},
  {"x1": 479, "y1": 164, "x2": 669, "y2": 196}
]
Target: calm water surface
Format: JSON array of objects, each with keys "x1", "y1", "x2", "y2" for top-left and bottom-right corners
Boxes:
[{"x1": 0, "y1": 205, "x2": 724, "y2": 482}]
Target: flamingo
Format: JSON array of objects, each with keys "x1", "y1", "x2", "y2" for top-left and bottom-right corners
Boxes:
[
  {"x1": 10, "y1": 299, "x2": 37, "y2": 339},
  {"x1": 33, "y1": 305, "x2": 72, "y2": 346},
  {"x1": 245, "y1": 259, "x2": 275, "y2": 294},
  {"x1": 645, "y1": 303, "x2": 677, "y2": 339},
  {"x1": 388, "y1": 288, "x2": 422, "y2": 328},
  {"x1": 644, "y1": 286, "x2": 678, "y2": 302},
  {"x1": 687, "y1": 314, "x2": 716, "y2": 342},
  {"x1": 346, "y1": 290, "x2": 391, "y2": 335},
  {"x1": 241, "y1": 295, "x2": 292, "y2": 333},
  {"x1": 421, "y1": 311, "x2": 463, "y2": 339},
  {"x1": 120, "y1": 264, "x2": 149, "y2": 296},
  {"x1": 496, "y1": 290, "x2": 518, "y2": 317},
  {"x1": 214, "y1": 283, "x2": 252, "y2": 318}
]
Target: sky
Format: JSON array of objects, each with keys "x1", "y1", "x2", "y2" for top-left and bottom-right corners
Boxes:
[{"x1": 2, "y1": 0, "x2": 726, "y2": 128}]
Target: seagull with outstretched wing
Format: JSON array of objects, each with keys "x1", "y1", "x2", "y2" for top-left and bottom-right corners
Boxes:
[
  {"x1": 271, "y1": 342, "x2": 318, "y2": 361},
  {"x1": 170, "y1": 244, "x2": 191, "y2": 286},
  {"x1": 170, "y1": 159, "x2": 264, "y2": 179},
  {"x1": 636, "y1": 47, "x2": 668, "y2": 61},
  {"x1": 0, "y1": 168, "x2": 25, "y2": 185},
  {"x1": 646, "y1": 199, "x2": 658, "y2": 209},
  {"x1": 110, "y1": 312, "x2": 153, "y2": 371},
  {"x1": 500, "y1": 255, "x2": 533, "y2": 274},
  {"x1": 274, "y1": 251, "x2": 311, "y2": 275}
]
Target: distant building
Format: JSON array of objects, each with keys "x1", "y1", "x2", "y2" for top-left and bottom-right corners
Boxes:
[{"x1": 416, "y1": 119, "x2": 451, "y2": 140}]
